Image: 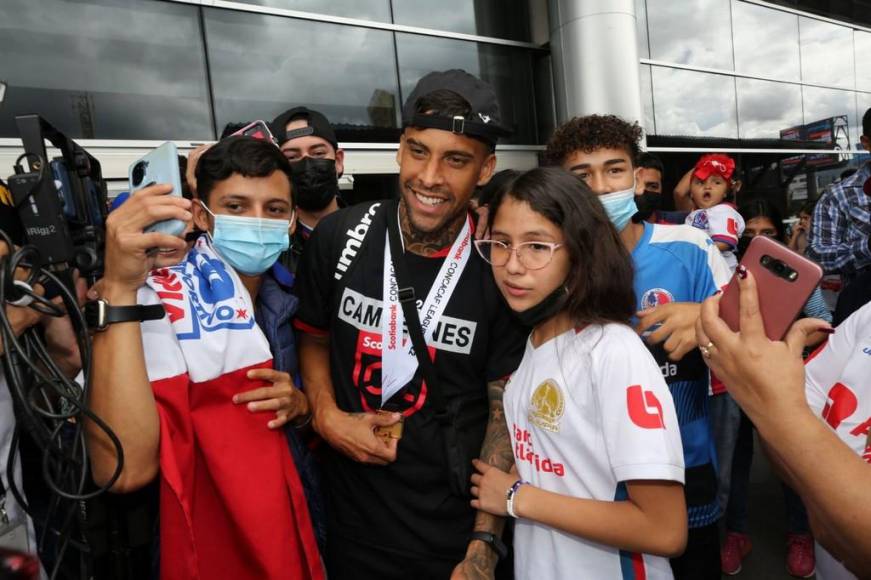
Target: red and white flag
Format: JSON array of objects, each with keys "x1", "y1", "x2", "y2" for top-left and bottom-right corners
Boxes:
[{"x1": 138, "y1": 236, "x2": 323, "y2": 580}]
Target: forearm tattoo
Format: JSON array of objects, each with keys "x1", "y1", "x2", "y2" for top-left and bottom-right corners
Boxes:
[{"x1": 480, "y1": 378, "x2": 514, "y2": 472}]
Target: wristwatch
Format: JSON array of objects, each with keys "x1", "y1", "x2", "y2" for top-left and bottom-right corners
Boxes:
[
  {"x1": 469, "y1": 531, "x2": 508, "y2": 560},
  {"x1": 83, "y1": 298, "x2": 166, "y2": 331}
]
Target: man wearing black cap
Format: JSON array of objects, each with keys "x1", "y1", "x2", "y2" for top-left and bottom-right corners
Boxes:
[
  {"x1": 271, "y1": 107, "x2": 345, "y2": 272},
  {"x1": 293, "y1": 70, "x2": 525, "y2": 579}
]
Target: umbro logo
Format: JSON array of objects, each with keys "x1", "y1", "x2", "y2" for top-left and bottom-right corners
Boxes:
[
  {"x1": 478, "y1": 113, "x2": 491, "y2": 124},
  {"x1": 334, "y1": 203, "x2": 381, "y2": 281}
]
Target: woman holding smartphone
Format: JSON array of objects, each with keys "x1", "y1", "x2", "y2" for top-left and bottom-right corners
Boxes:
[
  {"x1": 716, "y1": 198, "x2": 827, "y2": 576},
  {"x1": 696, "y1": 268, "x2": 869, "y2": 579},
  {"x1": 470, "y1": 167, "x2": 687, "y2": 580}
]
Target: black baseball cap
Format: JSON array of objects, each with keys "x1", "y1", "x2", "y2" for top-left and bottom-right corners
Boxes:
[
  {"x1": 402, "y1": 69, "x2": 512, "y2": 143},
  {"x1": 271, "y1": 106, "x2": 339, "y2": 151}
]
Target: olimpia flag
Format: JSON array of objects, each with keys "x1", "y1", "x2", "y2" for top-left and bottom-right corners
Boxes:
[{"x1": 138, "y1": 236, "x2": 323, "y2": 580}]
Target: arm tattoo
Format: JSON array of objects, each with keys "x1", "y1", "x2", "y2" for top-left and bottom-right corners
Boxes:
[
  {"x1": 480, "y1": 378, "x2": 513, "y2": 471},
  {"x1": 474, "y1": 379, "x2": 511, "y2": 533},
  {"x1": 466, "y1": 378, "x2": 512, "y2": 555}
]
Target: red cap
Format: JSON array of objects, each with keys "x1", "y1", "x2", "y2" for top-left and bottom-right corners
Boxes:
[{"x1": 693, "y1": 153, "x2": 736, "y2": 181}]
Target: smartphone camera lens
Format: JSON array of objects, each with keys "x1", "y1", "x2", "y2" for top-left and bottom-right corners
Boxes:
[
  {"x1": 760, "y1": 255, "x2": 771, "y2": 266},
  {"x1": 131, "y1": 161, "x2": 148, "y2": 187}
]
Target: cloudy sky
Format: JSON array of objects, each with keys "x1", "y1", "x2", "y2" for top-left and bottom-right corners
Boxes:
[
  {"x1": 0, "y1": 0, "x2": 213, "y2": 139},
  {"x1": 636, "y1": 0, "x2": 869, "y2": 141},
  {"x1": 1, "y1": 0, "x2": 868, "y2": 144}
]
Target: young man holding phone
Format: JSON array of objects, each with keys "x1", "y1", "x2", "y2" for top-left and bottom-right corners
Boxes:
[
  {"x1": 86, "y1": 137, "x2": 322, "y2": 579},
  {"x1": 545, "y1": 114, "x2": 731, "y2": 580}
]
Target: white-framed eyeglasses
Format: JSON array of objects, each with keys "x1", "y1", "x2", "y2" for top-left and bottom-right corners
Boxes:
[{"x1": 474, "y1": 239, "x2": 564, "y2": 270}]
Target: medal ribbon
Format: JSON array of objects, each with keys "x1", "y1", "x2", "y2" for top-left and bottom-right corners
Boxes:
[{"x1": 380, "y1": 213, "x2": 473, "y2": 406}]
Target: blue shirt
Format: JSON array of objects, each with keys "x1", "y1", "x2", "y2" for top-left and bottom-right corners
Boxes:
[{"x1": 632, "y1": 222, "x2": 731, "y2": 528}]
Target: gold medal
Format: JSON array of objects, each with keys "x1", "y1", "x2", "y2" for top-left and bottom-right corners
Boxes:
[{"x1": 374, "y1": 409, "x2": 404, "y2": 441}]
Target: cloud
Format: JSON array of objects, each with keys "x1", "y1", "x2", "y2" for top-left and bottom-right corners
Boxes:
[
  {"x1": 798, "y1": 17, "x2": 855, "y2": 89},
  {"x1": 736, "y1": 78, "x2": 802, "y2": 139},
  {"x1": 645, "y1": 0, "x2": 734, "y2": 70},
  {"x1": 856, "y1": 31, "x2": 871, "y2": 91},
  {"x1": 731, "y1": 2, "x2": 801, "y2": 80},
  {"x1": 651, "y1": 66, "x2": 737, "y2": 137}
]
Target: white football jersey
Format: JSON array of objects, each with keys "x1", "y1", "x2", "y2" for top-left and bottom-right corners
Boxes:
[
  {"x1": 804, "y1": 302, "x2": 871, "y2": 580},
  {"x1": 503, "y1": 323, "x2": 685, "y2": 580}
]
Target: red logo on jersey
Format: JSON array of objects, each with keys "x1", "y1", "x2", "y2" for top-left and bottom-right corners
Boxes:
[
  {"x1": 822, "y1": 382, "x2": 857, "y2": 429},
  {"x1": 850, "y1": 417, "x2": 871, "y2": 438},
  {"x1": 727, "y1": 218, "x2": 738, "y2": 235},
  {"x1": 627, "y1": 385, "x2": 665, "y2": 429},
  {"x1": 352, "y1": 330, "x2": 428, "y2": 416}
]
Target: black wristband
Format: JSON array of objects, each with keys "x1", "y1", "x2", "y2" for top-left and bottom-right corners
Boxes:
[
  {"x1": 84, "y1": 299, "x2": 165, "y2": 331},
  {"x1": 470, "y1": 531, "x2": 508, "y2": 560}
]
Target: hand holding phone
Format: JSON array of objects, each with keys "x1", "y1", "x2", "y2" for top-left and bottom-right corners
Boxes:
[
  {"x1": 229, "y1": 120, "x2": 276, "y2": 144},
  {"x1": 719, "y1": 236, "x2": 823, "y2": 341},
  {"x1": 128, "y1": 142, "x2": 186, "y2": 236}
]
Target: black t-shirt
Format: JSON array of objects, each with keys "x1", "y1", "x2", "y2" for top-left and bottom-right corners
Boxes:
[{"x1": 295, "y1": 200, "x2": 525, "y2": 561}]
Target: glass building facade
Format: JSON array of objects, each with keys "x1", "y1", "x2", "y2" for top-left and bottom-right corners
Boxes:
[
  {"x1": 0, "y1": 0, "x2": 546, "y2": 146},
  {"x1": 0, "y1": 0, "x2": 868, "y2": 193},
  {"x1": 637, "y1": 0, "x2": 870, "y2": 150}
]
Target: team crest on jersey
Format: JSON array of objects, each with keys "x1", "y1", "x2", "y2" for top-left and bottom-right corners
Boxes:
[
  {"x1": 529, "y1": 379, "x2": 565, "y2": 432},
  {"x1": 640, "y1": 288, "x2": 674, "y2": 310},
  {"x1": 691, "y1": 211, "x2": 709, "y2": 230}
]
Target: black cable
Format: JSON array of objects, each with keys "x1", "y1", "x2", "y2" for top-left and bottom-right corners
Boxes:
[
  {"x1": 13, "y1": 152, "x2": 45, "y2": 185},
  {"x1": 0, "y1": 223, "x2": 124, "y2": 579}
]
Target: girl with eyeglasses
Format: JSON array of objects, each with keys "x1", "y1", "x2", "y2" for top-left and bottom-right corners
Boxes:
[{"x1": 469, "y1": 167, "x2": 688, "y2": 580}]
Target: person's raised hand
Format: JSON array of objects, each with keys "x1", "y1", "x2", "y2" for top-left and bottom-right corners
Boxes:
[
  {"x1": 636, "y1": 301, "x2": 702, "y2": 361},
  {"x1": 186, "y1": 144, "x2": 212, "y2": 197},
  {"x1": 313, "y1": 405, "x2": 400, "y2": 465},
  {"x1": 235, "y1": 368, "x2": 309, "y2": 429},
  {"x1": 695, "y1": 269, "x2": 831, "y2": 422},
  {"x1": 103, "y1": 183, "x2": 190, "y2": 294}
]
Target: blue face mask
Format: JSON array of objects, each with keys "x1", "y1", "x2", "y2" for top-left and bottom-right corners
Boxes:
[
  {"x1": 598, "y1": 180, "x2": 638, "y2": 232},
  {"x1": 200, "y1": 202, "x2": 291, "y2": 275}
]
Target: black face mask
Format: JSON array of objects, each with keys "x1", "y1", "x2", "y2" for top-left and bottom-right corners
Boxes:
[
  {"x1": 632, "y1": 190, "x2": 662, "y2": 223},
  {"x1": 514, "y1": 285, "x2": 567, "y2": 327},
  {"x1": 289, "y1": 157, "x2": 340, "y2": 212}
]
